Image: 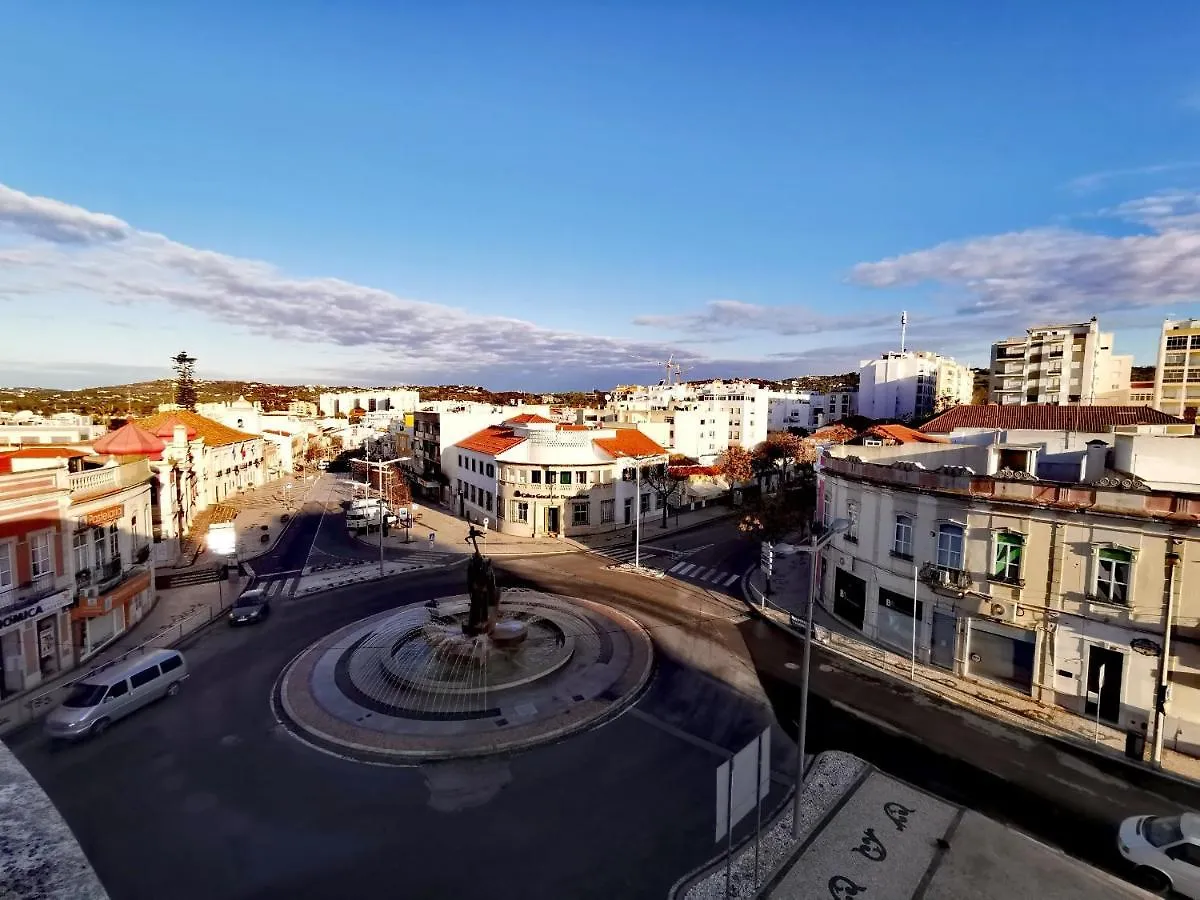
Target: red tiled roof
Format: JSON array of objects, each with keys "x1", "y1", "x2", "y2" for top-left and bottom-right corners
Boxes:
[
  {"x1": 134, "y1": 410, "x2": 259, "y2": 447},
  {"x1": 505, "y1": 413, "x2": 554, "y2": 425},
  {"x1": 456, "y1": 425, "x2": 528, "y2": 456},
  {"x1": 860, "y1": 424, "x2": 947, "y2": 445},
  {"x1": 0, "y1": 446, "x2": 89, "y2": 459},
  {"x1": 669, "y1": 465, "x2": 719, "y2": 477},
  {"x1": 93, "y1": 422, "x2": 166, "y2": 457},
  {"x1": 593, "y1": 430, "x2": 667, "y2": 459},
  {"x1": 810, "y1": 423, "x2": 858, "y2": 444},
  {"x1": 920, "y1": 405, "x2": 1185, "y2": 434}
]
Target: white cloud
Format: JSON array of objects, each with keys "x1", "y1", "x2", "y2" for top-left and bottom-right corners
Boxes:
[
  {"x1": 632, "y1": 299, "x2": 895, "y2": 336},
  {"x1": 851, "y1": 191, "x2": 1200, "y2": 322},
  {"x1": 1065, "y1": 162, "x2": 1200, "y2": 194}
]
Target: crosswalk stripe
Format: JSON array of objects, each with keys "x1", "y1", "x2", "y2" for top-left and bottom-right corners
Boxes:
[
  {"x1": 700, "y1": 568, "x2": 717, "y2": 582},
  {"x1": 669, "y1": 561, "x2": 687, "y2": 574},
  {"x1": 722, "y1": 573, "x2": 740, "y2": 587},
  {"x1": 678, "y1": 563, "x2": 696, "y2": 576}
]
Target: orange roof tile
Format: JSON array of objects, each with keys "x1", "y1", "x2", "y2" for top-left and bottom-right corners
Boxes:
[
  {"x1": 505, "y1": 413, "x2": 555, "y2": 425},
  {"x1": 920, "y1": 405, "x2": 1183, "y2": 434},
  {"x1": 134, "y1": 410, "x2": 260, "y2": 447},
  {"x1": 455, "y1": 426, "x2": 528, "y2": 456},
  {"x1": 0, "y1": 446, "x2": 89, "y2": 459},
  {"x1": 593, "y1": 430, "x2": 667, "y2": 459}
]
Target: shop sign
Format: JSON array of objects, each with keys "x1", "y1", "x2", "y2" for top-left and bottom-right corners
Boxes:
[
  {"x1": 83, "y1": 504, "x2": 124, "y2": 528},
  {"x1": 0, "y1": 590, "x2": 70, "y2": 636}
]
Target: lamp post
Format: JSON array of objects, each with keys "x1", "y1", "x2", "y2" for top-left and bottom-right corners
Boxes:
[{"x1": 793, "y1": 516, "x2": 851, "y2": 837}]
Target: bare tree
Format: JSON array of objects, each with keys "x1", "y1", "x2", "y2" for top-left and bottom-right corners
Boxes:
[
  {"x1": 737, "y1": 492, "x2": 805, "y2": 544},
  {"x1": 642, "y1": 463, "x2": 688, "y2": 528}
]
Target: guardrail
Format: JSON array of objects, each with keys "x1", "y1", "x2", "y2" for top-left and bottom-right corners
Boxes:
[{"x1": 0, "y1": 585, "x2": 236, "y2": 736}]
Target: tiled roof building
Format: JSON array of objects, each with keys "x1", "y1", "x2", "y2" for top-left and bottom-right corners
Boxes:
[{"x1": 920, "y1": 404, "x2": 1185, "y2": 434}]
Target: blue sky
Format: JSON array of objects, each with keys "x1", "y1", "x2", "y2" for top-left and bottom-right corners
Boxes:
[{"x1": 3, "y1": 2, "x2": 1200, "y2": 390}]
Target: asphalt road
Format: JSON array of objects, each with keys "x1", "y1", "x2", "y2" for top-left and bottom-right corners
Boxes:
[{"x1": 7, "y1": 560, "x2": 787, "y2": 900}]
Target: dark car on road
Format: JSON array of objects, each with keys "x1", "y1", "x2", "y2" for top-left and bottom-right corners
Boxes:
[{"x1": 229, "y1": 588, "x2": 271, "y2": 626}]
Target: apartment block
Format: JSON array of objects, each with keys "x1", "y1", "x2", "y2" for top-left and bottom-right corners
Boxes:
[
  {"x1": 857, "y1": 351, "x2": 973, "y2": 421},
  {"x1": 1153, "y1": 318, "x2": 1200, "y2": 420},
  {"x1": 989, "y1": 318, "x2": 1132, "y2": 406}
]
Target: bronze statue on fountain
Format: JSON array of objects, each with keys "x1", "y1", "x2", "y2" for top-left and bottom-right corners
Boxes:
[{"x1": 455, "y1": 522, "x2": 527, "y2": 649}]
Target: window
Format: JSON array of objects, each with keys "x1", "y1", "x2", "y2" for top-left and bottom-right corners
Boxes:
[
  {"x1": 992, "y1": 532, "x2": 1024, "y2": 584},
  {"x1": 160, "y1": 654, "x2": 183, "y2": 674},
  {"x1": 531, "y1": 470, "x2": 541, "y2": 484},
  {"x1": 1166, "y1": 335, "x2": 1189, "y2": 350},
  {"x1": 485, "y1": 492, "x2": 493, "y2": 512},
  {"x1": 936, "y1": 524, "x2": 964, "y2": 571},
  {"x1": 1166, "y1": 842, "x2": 1200, "y2": 868},
  {"x1": 0, "y1": 542, "x2": 11, "y2": 590},
  {"x1": 512, "y1": 501, "x2": 529, "y2": 523},
  {"x1": 601, "y1": 499, "x2": 615, "y2": 523},
  {"x1": 518, "y1": 469, "x2": 527, "y2": 484},
  {"x1": 73, "y1": 531, "x2": 89, "y2": 574},
  {"x1": 640, "y1": 493, "x2": 650, "y2": 513},
  {"x1": 93, "y1": 526, "x2": 106, "y2": 566},
  {"x1": 486, "y1": 464, "x2": 495, "y2": 478},
  {"x1": 1192, "y1": 335, "x2": 1200, "y2": 350},
  {"x1": 893, "y1": 516, "x2": 913, "y2": 559},
  {"x1": 572, "y1": 502, "x2": 590, "y2": 526},
  {"x1": 30, "y1": 532, "x2": 51, "y2": 579},
  {"x1": 129, "y1": 666, "x2": 160, "y2": 689},
  {"x1": 576, "y1": 471, "x2": 588, "y2": 484},
  {"x1": 546, "y1": 471, "x2": 556, "y2": 484},
  {"x1": 471, "y1": 459, "x2": 477, "y2": 472},
  {"x1": 823, "y1": 489, "x2": 834, "y2": 529},
  {"x1": 1096, "y1": 547, "x2": 1132, "y2": 604},
  {"x1": 106, "y1": 680, "x2": 130, "y2": 699},
  {"x1": 458, "y1": 454, "x2": 463, "y2": 467},
  {"x1": 469, "y1": 484, "x2": 477, "y2": 503},
  {"x1": 109, "y1": 522, "x2": 119, "y2": 559},
  {"x1": 845, "y1": 501, "x2": 858, "y2": 542},
  {"x1": 456, "y1": 479, "x2": 463, "y2": 495},
  {"x1": 560, "y1": 471, "x2": 572, "y2": 485}
]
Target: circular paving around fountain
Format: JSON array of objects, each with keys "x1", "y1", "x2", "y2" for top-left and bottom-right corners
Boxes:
[{"x1": 275, "y1": 589, "x2": 655, "y2": 763}]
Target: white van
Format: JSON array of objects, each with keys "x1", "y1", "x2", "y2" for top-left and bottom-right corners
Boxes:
[{"x1": 44, "y1": 649, "x2": 188, "y2": 741}]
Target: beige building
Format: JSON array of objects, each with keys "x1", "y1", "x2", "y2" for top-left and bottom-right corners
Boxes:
[
  {"x1": 817, "y1": 432, "x2": 1200, "y2": 757},
  {"x1": 1153, "y1": 318, "x2": 1200, "y2": 420},
  {"x1": 989, "y1": 318, "x2": 1132, "y2": 406}
]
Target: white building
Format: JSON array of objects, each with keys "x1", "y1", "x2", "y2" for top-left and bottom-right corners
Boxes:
[
  {"x1": 0, "y1": 421, "x2": 106, "y2": 447},
  {"x1": 1153, "y1": 318, "x2": 1200, "y2": 419},
  {"x1": 318, "y1": 389, "x2": 420, "y2": 418},
  {"x1": 768, "y1": 390, "x2": 860, "y2": 432},
  {"x1": 409, "y1": 405, "x2": 537, "y2": 502},
  {"x1": 989, "y1": 318, "x2": 1133, "y2": 406},
  {"x1": 816, "y1": 430, "x2": 1200, "y2": 757},
  {"x1": 857, "y1": 351, "x2": 973, "y2": 421},
  {"x1": 454, "y1": 418, "x2": 669, "y2": 537}
]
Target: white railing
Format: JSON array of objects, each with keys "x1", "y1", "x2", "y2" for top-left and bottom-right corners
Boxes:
[{"x1": 69, "y1": 459, "x2": 152, "y2": 497}]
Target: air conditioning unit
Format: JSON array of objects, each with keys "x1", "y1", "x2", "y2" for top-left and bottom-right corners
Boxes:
[{"x1": 987, "y1": 600, "x2": 1019, "y2": 624}]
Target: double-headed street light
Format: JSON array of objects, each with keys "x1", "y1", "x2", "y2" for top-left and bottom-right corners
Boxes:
[{"x1": 793, "y1": 516, "x2": 852, "y2": 837}]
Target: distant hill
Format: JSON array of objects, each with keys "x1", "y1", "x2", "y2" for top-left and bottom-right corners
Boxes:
[{"x1": 768, "y1": 372, "x2": 860, "y2": 392}]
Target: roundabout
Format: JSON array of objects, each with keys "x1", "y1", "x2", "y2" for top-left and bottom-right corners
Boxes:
[{"x1": 275, "y1": 588, "x2": 655, "y2": 762}]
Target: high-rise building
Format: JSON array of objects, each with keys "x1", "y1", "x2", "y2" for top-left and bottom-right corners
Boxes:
[
  {"x1": 988, "y1": 319, "x2": 1132, "y2": 406},
  {"x1": 857, "y1": 351, "x2": 973, "y2": 421},
  {"x1": 1153, "y1": 318, "x2": 1200, "y2": 420}
]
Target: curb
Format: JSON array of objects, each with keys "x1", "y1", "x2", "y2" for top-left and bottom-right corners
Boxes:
[
  {"x1": 736, "y1": 569, "x2": 1200, "y2": 798},
  {"x1": 565, "y1": 510, "x2": 740, "y2": 554}
]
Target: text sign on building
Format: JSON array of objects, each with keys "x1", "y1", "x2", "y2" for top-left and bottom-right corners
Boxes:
[
  {"x1": 83, "y1": 504, "x2": 124, "y2": 529},
  {"x1": 0, "y1": 591, "x2": 72, "y2": 637}
]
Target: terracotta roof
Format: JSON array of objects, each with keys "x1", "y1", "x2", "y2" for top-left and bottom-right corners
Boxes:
[
  {"x1": 0, "y1": 447, "x2": 89, "y2": 459},
  {"x1": 810, "y1": 423, "x2": 858, "y2": 444},
  {"x1": 455, "y1": 425, "x2": 528, "y2": 456},
  {"x1": 134, "y1": 410, "x2": 260, "y2": 447},
  {"x1": 593, "y1": 430, "x2": 667, "y2": 459},
  {"x1": 93, "y1": 422, "x2": 166, "y2": 457},
  {"x1": 859, "y1": 424, "x2": 947, "y2": 445},
  {"x1": 920, "y1": 405, "x2": 1185, "y2": 434},
  {"x1": 669, "y1": 465, "x2": 719, "y2": 477},
  {"x1": 505, "y1": 413, "x2": 554, "y2": 425}
]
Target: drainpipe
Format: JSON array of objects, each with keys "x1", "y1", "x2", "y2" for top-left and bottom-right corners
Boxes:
[
  {"x1": 1151, "y1": 538, "x2": 1182, "y2": 767},
  {"x1": 1036, "y1": 522, "x2": 1061, "y2": 705}
]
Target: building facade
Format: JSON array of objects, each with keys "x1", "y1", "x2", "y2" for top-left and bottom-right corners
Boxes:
[
  {"x1": 817, "y1": 434, "x2": 1200, "y2": 755},
  {"x1": 989, "y1": 319, "x2": 1133, "y2": 406},
  {"x1": 454, "y1": 419, "x2": 669, "y2": 538},
  {"x1": 1153, "y1": 318, "x2": 1200, "y2": 420},
  {"x1": 857, "y1": 351, "x2": 973, "y2": 421},
  {"x1": 318, "y1": 389, "x2": 420, "y2": 418}
]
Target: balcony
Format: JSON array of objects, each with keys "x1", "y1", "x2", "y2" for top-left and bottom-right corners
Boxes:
[
  {"x1": 69, "y1": 459, "x2": 152, "y2": 499},
  {"x1": 0, "y1": 575, "x2": 67, "y2": 612},
  {"x1": 919, "y1": 561, "x2": 971, "y2": 591}
]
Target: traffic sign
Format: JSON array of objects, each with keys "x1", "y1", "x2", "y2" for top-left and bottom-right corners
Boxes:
[
  {"x1": 429, "y1": 532, "x2": 436, "y2": 544},
  {"x1": 482, "y1": 517, "x2": 489, "y2": 532}
]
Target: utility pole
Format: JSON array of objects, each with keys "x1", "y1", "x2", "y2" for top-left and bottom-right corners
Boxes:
[{"x1": 634, "y1": 459, "x2": 643, "y2": 569}]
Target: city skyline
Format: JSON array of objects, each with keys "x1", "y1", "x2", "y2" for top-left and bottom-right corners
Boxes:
[{"x1": 4, "y1": 4, "x2": 1200, "y2": 389}]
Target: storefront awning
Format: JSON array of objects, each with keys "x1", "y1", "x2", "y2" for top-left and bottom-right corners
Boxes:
[{"x1": 686, "y1": 482, "x2": 726, "y2": 501}]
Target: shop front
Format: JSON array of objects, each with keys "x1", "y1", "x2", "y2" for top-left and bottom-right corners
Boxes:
[
  {"x1": 833, "y1": 567, "x2": 867, "y2": 630},
  {"x1": 0, "y1": 589, "x2": 73, "y2": 699},
  {"x1": 966, "y1": 618, "x2": 1036, "y2": 694},
  {"x1": 875, "y1": 587, "x2": 924, "y2": 654},
  {"x1": 72, "y1": 568, "x2": 153, "y2": 660}
]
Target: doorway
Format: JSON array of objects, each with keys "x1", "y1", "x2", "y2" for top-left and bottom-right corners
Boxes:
[
  {"x1": 1085, "y1": 645, "x2": 1124, "y2": 724},
  {"x1": 931, "y1": 613, "x2": 956, "y2": 671},
  {"x1": 546, "y1": 506, "x2": 560, "y2": 534}
]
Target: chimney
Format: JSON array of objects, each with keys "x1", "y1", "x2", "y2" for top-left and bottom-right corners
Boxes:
[
  {"x1": 174, "y1": 425, "x2": 188, "y2": 447},
  {"x1": 1083, "y1": 440, "x2": 1109, "y2": 483}
]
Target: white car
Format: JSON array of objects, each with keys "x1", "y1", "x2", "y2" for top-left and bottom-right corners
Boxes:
[{"x1": 1118, "y1": 812, "x2": 1200, "y2": 896}]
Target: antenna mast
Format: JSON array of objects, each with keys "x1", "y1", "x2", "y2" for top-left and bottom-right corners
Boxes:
[{"x1": 900, "y1": 311, "x2": 908, "y2": 354}]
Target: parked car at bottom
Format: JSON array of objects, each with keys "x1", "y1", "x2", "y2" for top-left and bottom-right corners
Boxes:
[
  {"x1": 45, "y1": 649, "x2": 188, "y2": 741},
  {"x1": 229, "y1": 587, "x2": 270, "y2": 625},
  {"x1": 1119, "y1": 812, "x2": 1200, "y2": 896}
]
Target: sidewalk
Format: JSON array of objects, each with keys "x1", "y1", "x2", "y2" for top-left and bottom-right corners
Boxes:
[
  {"x1": 222, "y1": 473, "x2": 324, "y2": 563},
  {"x1": 741, "y1": 544, "x2": 1200, "y2": 784},
  {"x1": 562, "y1": 503, "x2": 739, "y2": 552}
]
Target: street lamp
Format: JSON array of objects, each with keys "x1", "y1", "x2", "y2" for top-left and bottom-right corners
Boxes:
[{"x1": 793, "y1": 516, "x2": 851, "y2": 837}]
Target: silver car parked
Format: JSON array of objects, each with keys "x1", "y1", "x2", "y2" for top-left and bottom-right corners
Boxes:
[{"x1": 44, "y1": 649, "x2": 188, "y2": 741}]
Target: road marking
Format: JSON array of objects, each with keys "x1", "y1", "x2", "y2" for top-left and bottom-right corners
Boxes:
[
  {"x1": 700, "y1": 568, "x2": 718, "y2": 582},
  {"x1": 669, "y1": 562, "x2": 687, "y2": 574},
  {"x1": 678, "y1": 563, "x2": 697, "y2": 576},
  {"x1": 722, "y1": 573, "x2": 740, "y2": 587}
]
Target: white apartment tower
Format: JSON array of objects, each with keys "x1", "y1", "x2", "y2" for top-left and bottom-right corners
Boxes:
[
  {"x1": 989, "y1": 319, "x2": 1132, "y2": 406},
  {"x1": 1153, "y1": 318, "x2": 1200, "y2": 419},
  {"x1": 857, "y1": 351, "x2": 973, "y2": 421}
]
